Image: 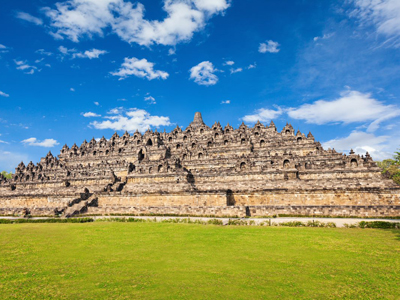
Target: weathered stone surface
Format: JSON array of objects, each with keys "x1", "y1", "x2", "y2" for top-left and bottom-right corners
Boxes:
[{"x1": 1, "y1": 112, "x2": 399, "y2": 217}]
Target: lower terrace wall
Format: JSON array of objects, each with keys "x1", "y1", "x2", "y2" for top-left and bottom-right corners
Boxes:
[
  {"x1": 97, "y1": 192, "x2": 227, "y2": 207},
  {"x1": 0, "y1": 207, "x2": 60, "y2": 216},
  {"x1": 231, "y1": 190, "x2": 400, "y2": 206},
  {"x1": 248, "y1": 205, "x2": 400, "y2": 217},
  {"x1": 0, "y1": 196, "x2": 74, "y2": 214},
  {"x1": 1, "y1": 190, "x2": 399, "y2": 217},
  {"x1": 95, "y1": 190, "x2": 400, "y2": 207},
  {"x1": 87, "y1": 205, "x2": 246, "y2": 217},
  {"x1": 86, "y1": 205, "x2": 400, "y2": 218}
]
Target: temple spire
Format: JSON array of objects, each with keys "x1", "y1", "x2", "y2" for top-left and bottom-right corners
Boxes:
[{"x1": 190, "y1": 112, "x2": 205, "y2": 128}]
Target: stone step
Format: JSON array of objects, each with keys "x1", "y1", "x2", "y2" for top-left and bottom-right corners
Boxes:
[{"x1": 63, "y1": 194, "x2": 98, "y2": 218}]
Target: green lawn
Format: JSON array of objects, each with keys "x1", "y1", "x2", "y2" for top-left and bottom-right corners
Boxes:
[{"x1": 0, "y1": 223, "x2": 399, "y2": 299}]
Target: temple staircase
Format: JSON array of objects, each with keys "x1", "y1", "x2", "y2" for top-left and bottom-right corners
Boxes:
[
  {"x1": 59, "y1": 175, "x2": 126, "y2": 218},
  {"x1": 63, "y1": 194, "x2": 98, "y2": 218},
  {"x1": 58, "y1": 189, "x2": 98, "y2": 218},
  {"x1": 105, "y1": 175, "x2": 127, "y2": 192}
]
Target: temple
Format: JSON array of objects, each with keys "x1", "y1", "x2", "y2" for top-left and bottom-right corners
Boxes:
[{"x1": 0, "y1": 112, "x2": 399, "y2": 217}]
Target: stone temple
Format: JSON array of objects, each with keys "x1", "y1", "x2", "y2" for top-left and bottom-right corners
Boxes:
[{"x1": 0, "y1": 112, "x2": 399, "y2": 217}]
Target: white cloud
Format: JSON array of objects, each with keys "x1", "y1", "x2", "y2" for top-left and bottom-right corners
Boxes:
[
  {"x1": 16, "y1": 12, "x2": 43, "y2": 26},
  {"x1": 0, "y1": 140, "x2": 9, "y2": 144},
  {"x1": 90, "y1": 108, "x2": 171, "y2": 132},
  {"x1": 14, "y1": 60, "x2": 25, "y2": 66},
  {"x1": 350, "y1": 0, "x2": 400, "y2": 46},
  {"x1": 189, "y1": 61, "x2": 218, "y2": 86},
  {"x1": 313, "y1": 33, "x2": 334, "y2": 42},
  {"x1": 323, "y1": 131, "x2": 392, "y2": 161},
  {"x1": 0, "y1": 44, "x2": 10, "y2": 53},
  {"x1": 224, "y1": 60, "x2": 234, "y2": 66},
  {"x1": 14, "y1": 60, "x2": 37, "y2": 74},
  {"x1": 230, "y1": 67, "x2": 242, "y2": 74},
  {"x1": 107, "y1": 107, "x2": 124, "y2": 114},
  {"x1": 259, "y1": 40, "x2": 280, "y2": 53},
  {"x1": 144, "y1": 96, "x2": 156, "y2": 104},
  {"x1": 73, "y1": 48, "x2": 108, "y2": 59},
  {"x1": 82, "y1": 112, "x2": 101, "y2": 117},
  {"x1": 247, "y1": 63, "x2": 256, "y2": 69},
  {"x1": 111, "y1": 57, "x2": 169, "y2": 80},
  {"x1": 42, "y1": 0, "x2": 230, "y2": 46},
  {"x1": 94, "y1": 101, "x2": 100, "y2": 106},
  {"x1": 242, "y1": 107, "x2": 283, "y2": 123},
  {"x1": 287, "y1": 90, "x2": 400, "y2": 132},
  {"x1": 22, "y1": 137, "x2": 59, "y2": 147},
  {"x1": 70, "y1": 88, "x2": 75, "y2": 92},
  {"x1": 168, "y1": 48, "x2": 176, "y2": 55},
  {"x1": 0, "y1": 91, "x2": 9, "y2": 97},
  {"x1": 36, "y1": 49, "x2": 53, "y2": 56},
  {"x1": 58, "y1": 45, "x2": 71, "y2": 55},
  {"x1": 221, "y1": 100, "x2": 230, "y2": 104},
  {"x1": 58, "y1": 46, "x2": 107, "y2": 59}
]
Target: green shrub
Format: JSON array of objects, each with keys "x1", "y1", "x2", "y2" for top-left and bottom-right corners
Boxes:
[
  {"x1": 0, "y1": 218, "x2": 94, "y2": 224},
  {"x1": 358, "y1": 221, "x2": 400, "y2": 229},
  {"x1": 278, "y1": 221, "x2": 337, "y2": 228},
  {"x1": 207, "y1": 219, "x2": 223, "y2": 225},
  {"x1": 279, "y1": 221, "x2": 306, "y2": 227},
  {"x1": 325, "y1": 222, "x2": 337, "y2": 228},
  {"x1": 228, "y1": 219, "x2": 249, "y2": 226}
]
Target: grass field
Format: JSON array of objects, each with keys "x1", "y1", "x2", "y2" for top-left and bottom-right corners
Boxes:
[{"x1": 0, "y1": 223, "x2": 399, "y2": 299}]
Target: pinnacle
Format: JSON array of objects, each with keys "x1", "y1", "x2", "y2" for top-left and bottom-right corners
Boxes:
[{"x1": 190, "y1": 112, "x2": 205, "y2": 128}]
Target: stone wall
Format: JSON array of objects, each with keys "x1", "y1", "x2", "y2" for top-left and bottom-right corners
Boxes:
[
  {"x1": 248, "y1": 205, "x2": 400, "y2": 218},
  {"x1": 87, "y1": 205, "x2": 245, "y2": 217}
]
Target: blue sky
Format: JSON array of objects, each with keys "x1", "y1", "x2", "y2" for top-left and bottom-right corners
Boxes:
[{"x1": 1, "y1": 0, "x2": 400, "y2": 171}]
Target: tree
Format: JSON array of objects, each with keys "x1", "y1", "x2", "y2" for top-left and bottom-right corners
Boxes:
[
  {"x1": 376, "y1": 159, "x2": 396, "y2": 170},
  {"x1": 1, "y1": 171, "x2": 12, "y2": 179},
  {"x1": 377, "y1": 149, "x2": 400, "y2": 185},
  {"x1": 394, "y1": 149, "x2": 400, "y2": 164}
]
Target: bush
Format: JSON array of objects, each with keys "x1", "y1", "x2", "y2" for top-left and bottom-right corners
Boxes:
[
  {"x1": 94, "y1": 217, "x2": 148, "y2": 223},
  {"x1": 228, "y1": 219, "x2": 249, "y2": 226},
  {"x1": 207, "y1": 219, "x2": 223, "y2": 225},
  {"x1": 0, "y1": 218, "x2": 94, "y2": 224},
  {"x1": 358, "y1": 221, "x2": 400, "y2": 229},
  {"x1": 278, "y1": 221, "x2": 337, "y2": 228},
  {"x1": 279, "y1": 221, "x2": 306, "y2": 227}
]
